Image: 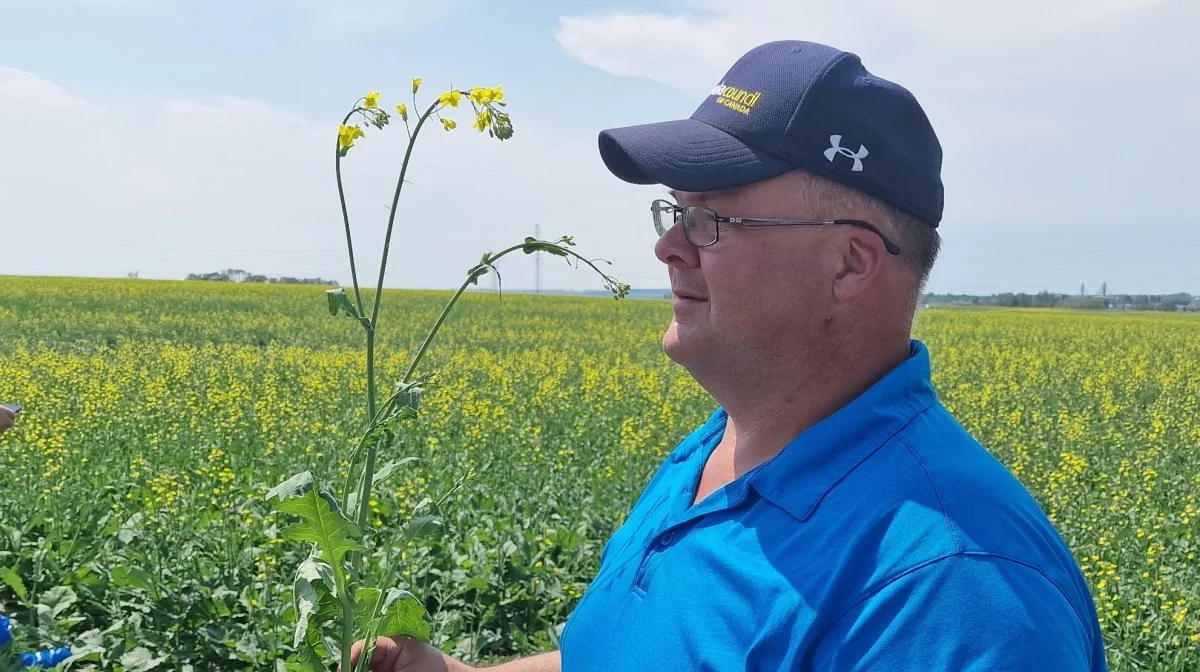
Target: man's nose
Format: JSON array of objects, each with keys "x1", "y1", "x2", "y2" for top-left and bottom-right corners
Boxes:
[{"x1": 654, "y1": 221, "x2": 700, "y2": 269}]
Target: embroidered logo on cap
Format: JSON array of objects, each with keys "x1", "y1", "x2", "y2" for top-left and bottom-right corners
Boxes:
[
  {"x1": 710, "y1": 82, "x2": 763, "y2": 115},
  {"x1": 824, "y1": 134, "x2": 869, "y2": 172}
]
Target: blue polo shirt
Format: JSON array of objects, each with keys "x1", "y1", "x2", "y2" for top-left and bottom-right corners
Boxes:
[{"x1": 560, "y1": 339, "x2": 1108, "y2": 671}]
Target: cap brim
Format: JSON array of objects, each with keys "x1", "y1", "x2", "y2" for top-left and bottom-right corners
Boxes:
[{"x1": 598, "y1": 118, "x2": 794, "y2": 193}]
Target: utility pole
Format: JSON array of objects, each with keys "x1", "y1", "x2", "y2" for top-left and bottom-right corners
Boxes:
[{"x1": 535, "y1": 222, "x2": 541, "y2": 294}]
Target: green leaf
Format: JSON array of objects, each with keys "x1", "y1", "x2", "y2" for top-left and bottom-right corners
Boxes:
[
  {"x1": 284, "y1": 646, "x2": 326, "y2": 672},
  {"x1": 376, "y1": 589, "x2": 431, "y2": 641},
  {"x1": 373, "y1": 457, "x2": 419, "y2": 487},
  {"x1": 405, "y1": 514, "x2": 444, "y2": 542},
  {"x1": 1, "y1": 566, "x2": 28, "y2": 603},
  {"x1": 521, "y1": 238, "x2": 568, "y2": 257},
  {"x1": 296, "y1": 553, "x2": 336, "y2": 597},
  {"x1": 467, "y1": 263, "x2": 491, "y2": 286},
  {"x1": 37, "y1": 585, "x2": 78, "y2": 620},
  {"x1": 395, "y1": 381, "x2": 424, "y2": 412},
  {"x1": 119, "y1": 647, "x2": 168, "y2": 672},
  {"x1": 292, "y1": 571, "x2": 320, "y2": 648},
  {"x1": 326, "y1": 288, "x2": 359, "y2": 318},
  {"x1": 267, "y1": 471, "x2": 365, "y2": 566},
  {"x1": 117, "y1": 512, "x2": 143, "y2": 544},
  {"x1": 291, "y1": 551, "x2": 338, "y2": 652},
  {"x1": 110, "y1": 566, "x2": 156, "y2": 597},
  {"x1": 354, "y1": 587, "x2": 382, "y2": 633},
  {"x1": 347, "y1": 455, "x2": 419, "y2": 517},
  {"x1": 61, "y1": 628, "x2": 105, "y2": 666}
]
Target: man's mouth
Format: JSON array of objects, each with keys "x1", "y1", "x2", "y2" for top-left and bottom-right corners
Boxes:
[{"x1": 673, "y1": 290, "x2": 708, "y2": 301}]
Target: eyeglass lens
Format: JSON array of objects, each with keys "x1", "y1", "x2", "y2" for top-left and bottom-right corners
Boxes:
[{"x1": 652, "y1": 200, "x2": 718, "y2": 246}]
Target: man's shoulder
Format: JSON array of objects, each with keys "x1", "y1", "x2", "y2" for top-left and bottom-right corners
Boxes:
[
  {"x1": 887, "y1": 403, "x2": 1064, "y2": 558},
  {"x1": 819, "y1": 402, "x2": 1101, "y2": 633},
  {"x1": 813, "y1": 551, "x2": 1108, "y2": 671}
]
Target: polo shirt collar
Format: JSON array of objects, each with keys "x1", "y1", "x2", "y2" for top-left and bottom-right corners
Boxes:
[{"x1": 706, "y1": 339, "x2": 938, "y2": 522}]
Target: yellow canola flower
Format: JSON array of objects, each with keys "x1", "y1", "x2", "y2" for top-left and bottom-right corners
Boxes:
[
  {"x1": 473, "y1": 108, "x2": 492, "y2": 132},
  {"x1": 338, "y1": 123, "x2": 365, "y2": 150},
  {"x1": 438, "y1": 90, "x2": 462, "y2": 108},
  {"x1": 395, "y1": 103, "x2": 408, "y2": 121},
  {"x1": 470, "y1": 86, "x2": 504, "y2": 105},
  {"x1": 441, "y1": 118, "x2": 457, "y2": 131},
  {"x1": 363, "y1": 90, "x2": 381, "y2": 109},
  {"x1": 412, "y1": 76, "x2": 423, "y2": 94}
]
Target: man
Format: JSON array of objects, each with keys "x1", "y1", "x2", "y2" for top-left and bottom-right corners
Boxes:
[{"x1": 351, "y1": 40, "x2": 1108, "y2": 671}]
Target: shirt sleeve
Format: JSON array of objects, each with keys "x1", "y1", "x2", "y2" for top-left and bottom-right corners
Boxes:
[{"x1": 807, "y1": 553, "x2": 1101, "y2": 672}]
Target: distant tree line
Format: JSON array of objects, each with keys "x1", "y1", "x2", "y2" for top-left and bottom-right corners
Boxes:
[
  {"x1": 185, "y1": 268, "x2": 339, "y2": 286},
  {"x1": 922, "y1": 291, "x2": 1196, "y2": 311}
]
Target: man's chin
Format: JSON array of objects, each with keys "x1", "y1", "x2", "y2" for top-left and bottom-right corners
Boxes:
[{"x1": 661, "y1": 321, "x2": 701, "y2": 364}]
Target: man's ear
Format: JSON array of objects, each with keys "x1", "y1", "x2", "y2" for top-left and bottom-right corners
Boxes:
[{"x1": 832, "y1": 231, "x2": 885, "y2": 302}]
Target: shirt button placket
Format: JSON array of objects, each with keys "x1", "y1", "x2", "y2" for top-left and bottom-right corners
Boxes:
[
  {"x1": 658, "y1": 529, "x2": 675, "y2": 549},
  {"x1": 635, "y1": 528, "x2": 677, "y2": 593}
]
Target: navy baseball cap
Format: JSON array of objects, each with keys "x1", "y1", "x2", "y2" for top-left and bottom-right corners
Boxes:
[{"x1": 598, "y1": 40, "x2": 944, "y2": 226}]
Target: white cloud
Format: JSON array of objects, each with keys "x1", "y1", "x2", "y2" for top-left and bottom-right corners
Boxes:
[
  {"x1": 0, "y1": 67, "x2": 664, "y2": 292},
  {"x1": 555, "y1": 13, "x2": 745, "y2": 95},
  {"x1": 556, "y1": 0, "x2": 1181, "y2": 93},
  {"x1": 62, "y1": 0, "x2": 466, "y2": 38}
]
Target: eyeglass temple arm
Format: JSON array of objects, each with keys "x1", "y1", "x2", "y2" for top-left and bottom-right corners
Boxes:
[{"x1": 718, "y1": 215, "x2": 901, "y2": 256}]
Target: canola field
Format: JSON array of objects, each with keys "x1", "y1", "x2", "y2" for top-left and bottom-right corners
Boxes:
[{"x1": 0, "y1": 276, "x2": 1197, "y2": 671}]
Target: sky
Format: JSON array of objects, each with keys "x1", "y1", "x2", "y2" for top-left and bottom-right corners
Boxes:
[{"x1": 1, "y1": 0, "x2": 1197, "y2": 296}]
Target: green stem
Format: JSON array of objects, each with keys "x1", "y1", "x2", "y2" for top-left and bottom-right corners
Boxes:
[
  {"x1": 335, "y1": 567, "x2": 355, "y2": 672},
  {"x1": 354, "y1": 101, "x2": 439, "y2": 536},
  {"x1": 366, "y1": 329, "x2": 377, "y2": 441},
  {"x1": 354, "y1": 328, "x2": 378, "y2": 556},
  {"x1": 336, "y1": 108, "x2": 367, "y2": 318},
  {"x1": 341, "y1": 616, "x2": 353, "y2": 672},
  {"x1": 368, "y1": 101, "x2": 439, "y2": 328}
]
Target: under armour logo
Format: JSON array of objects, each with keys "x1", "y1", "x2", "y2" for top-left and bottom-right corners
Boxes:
[{"x1": 824, "y1": 135, "x2": 869, "y2": 172}]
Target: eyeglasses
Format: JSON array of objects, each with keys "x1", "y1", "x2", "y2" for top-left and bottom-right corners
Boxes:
[{"x1": 651, "y1": 198, "x2": 901, "y2": 255}]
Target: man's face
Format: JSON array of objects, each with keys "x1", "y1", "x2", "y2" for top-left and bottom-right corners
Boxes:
[{"x1": 654, "y1": 174, "x2": 841, "y2": 376}]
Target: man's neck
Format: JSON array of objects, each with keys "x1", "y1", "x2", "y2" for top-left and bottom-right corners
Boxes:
[{"x1": 705, "y1": 335, "x2": 912, "y2": 480}]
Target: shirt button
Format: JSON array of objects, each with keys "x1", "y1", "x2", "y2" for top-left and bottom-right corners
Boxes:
[{"x1": 658, "y1": 530, "x2": 676, "y2": 549}]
